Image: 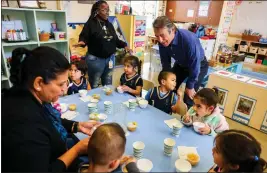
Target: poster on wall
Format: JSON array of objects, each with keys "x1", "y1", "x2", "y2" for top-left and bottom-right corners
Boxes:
[
  {"x1": 230, "y1": 74, "x2": 251, "y2": 82},
  {"x1": 247, "y1": 78, "x2": 267, "y2": 88},
  {"x1": 215, "y1": 87, "x2": 228, "y2": 111},
  {"x1": 135, "y1": 16, "x2": 146, "y2": 36},
  {"x1": 232, "y1": 95, "x2": 257, "y2": 125},
  {"x1": 214, "y1": 70, "x2": 234, "y2": 77},
  {"x1": 260, "y1": 111, "x2": 267, "y2": 133},
  {"x1": 133, "y1": 38, "x2": 145, "y2": 58}
]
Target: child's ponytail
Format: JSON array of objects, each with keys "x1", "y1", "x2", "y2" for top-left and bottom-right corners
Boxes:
[
  {"x1": 253, "y1": 157, "x2": 267, "y2": 172},
  {"x1": 138, "y1": 60, "x2": 142, "y2": 75}
]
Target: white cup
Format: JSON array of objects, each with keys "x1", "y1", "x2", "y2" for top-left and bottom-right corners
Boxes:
[
  {"x1": 128, "y1": 99, "x2": 137, "y2": 111},
  {"x1": 133, "y1": 141, "x2": 145, "y2": 158},
  {"x1": 104, "y1": 101, "x2": 113, "y2": 114},
  {"x1": 164, "y1": 138, "x2": 176, "y2": 156},
  {"x1": 172, "y1": 123, "x2": 182, "y2": 136}
]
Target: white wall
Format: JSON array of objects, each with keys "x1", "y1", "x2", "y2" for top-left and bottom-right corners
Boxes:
[
  {"x1": 61, "y1": 1, "x2": 116, "y2": 23},
  {"x1": 230, "y1": 1, "x2": 267, "y2": 37}
]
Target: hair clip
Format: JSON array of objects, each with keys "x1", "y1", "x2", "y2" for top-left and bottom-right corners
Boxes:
[
  {"x1": 254, "y1": 156, "x2": 259, "y2": 161},
  {"x1": 20, "y1": 54, "x2": 26, "y2": 63}
]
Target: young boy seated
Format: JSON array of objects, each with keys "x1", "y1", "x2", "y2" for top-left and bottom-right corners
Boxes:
[
  {"x1": 79, "y1": 123, "x2": 139, "y2": 173},
  {"x1": 145, "y1": 71, "x2": 182, "y2": 114}
]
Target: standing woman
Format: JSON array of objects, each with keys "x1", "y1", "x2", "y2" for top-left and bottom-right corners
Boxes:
[
  {"x1": 77, "y1": 0, "x2": 131, "y2": 88},
  {"x1": 2, "y1": 46, "x2": 99, "y2": 172}
]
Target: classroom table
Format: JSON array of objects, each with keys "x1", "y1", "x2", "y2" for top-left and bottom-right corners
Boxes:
[{"x1": 59, "y1": 86, "x2": 214, "y2": 172}]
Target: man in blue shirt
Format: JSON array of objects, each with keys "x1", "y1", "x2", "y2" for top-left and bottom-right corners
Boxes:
[{"x1": 153, "y1": 16, "x2": 208, "y2": 108}]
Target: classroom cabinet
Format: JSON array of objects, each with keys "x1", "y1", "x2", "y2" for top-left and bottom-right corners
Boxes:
[{"x1": 166, "y1": 0, "x2": 224, "y2": 26}]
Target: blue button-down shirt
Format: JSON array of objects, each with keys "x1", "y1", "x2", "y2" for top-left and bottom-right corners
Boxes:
[{"x1": 159, "y1": 29, "x2": 205, "y2": 89}]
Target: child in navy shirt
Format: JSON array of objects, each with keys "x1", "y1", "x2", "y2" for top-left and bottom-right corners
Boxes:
[
  {"x1": 145, "y1": 71, "x2": 181, "y2": 114},
  {"x1": 67, "y1": 60, "x2": 91, "y2": 95},
  {"x1": 119, "y1": 55, "x2": 143, "y2": 97}
]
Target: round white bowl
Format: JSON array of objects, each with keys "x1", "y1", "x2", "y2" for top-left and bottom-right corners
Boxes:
[
  {"x1": 139, "y1": 99, "x2": 148, "y2": 109},
  {"x1": 193, "y1": 122, "x2": 206, "y2": 133},
  {"x1": 117, "y1": 86, "x2": 124, "y2": 93},
  {"x1": 175, "y1": 159, "x2": 192, "y2": 172},
  {"x1": 78, "y1": 89, "x2": 87, "y2": 97},
  {"x1": 90, "y1": 99, "x2": 99, "y2": 103},
  {"x1": 137, "y1": 159, "x2": 153, "y2": 172},
  {"x1": 60, "y1": 103, "x2": 68, "y2": 113}
]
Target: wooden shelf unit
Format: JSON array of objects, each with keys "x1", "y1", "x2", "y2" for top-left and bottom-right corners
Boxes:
[
  {"x1": 1, "y1": 7, "x2": 69, "y2": 89},
  {"x1": 235, "y1": 40, "x2": 267, "y2": 65}
]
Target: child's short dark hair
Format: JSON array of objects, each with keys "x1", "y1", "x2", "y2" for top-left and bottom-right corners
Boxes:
[
  {"x1": 215, "y1": 130, "x2": 267, "y2": 172},
  {"x1": 88, "y1": 123, "x2": 126, "y2": 165},
  {"x1": 70, "y1": 60, "x2": 87, "y2": 76},
  {"x1": 158, "y1": 70, "x2": 175, "y2": 85},
  {"x1": 124, "y1": 55, "x2": 142, "y2": 74},
  {"x1": 194, "y1": 87, "x2": 219, "y2": 108}
]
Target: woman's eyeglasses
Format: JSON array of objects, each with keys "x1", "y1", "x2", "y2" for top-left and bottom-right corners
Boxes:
[{"x1": 99, "y1": 9, "x2": 110, "y2": 13}]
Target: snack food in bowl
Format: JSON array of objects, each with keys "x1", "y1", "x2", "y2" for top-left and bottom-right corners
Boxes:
[
  {"x1": 187, "y1": 153, "x2": 200, "y2": 166},
  {"x1": 78, "y1": 89, "x2": 87, "y2": 97},
  {"x1": 181, "y1": 116, "x2": 193, "y2": 126},
  {"x1": 68, "y1": 104, "x2": 76, "y2": 111},
  {"x1": 90, "y1": 99, "x2": 99, "y2": 103},
  {"x1": 89, "y1": 113, "x2": 107, "y2": 122},
  {"x1": 117, "y1": 86, "x2": 124, "y2": 93},
  {"x1": 193, "y1": 122, "x2": 206, "y2": 133},
  {"x1": 127, "y1": 122, "x2": 138, "y2": 132},
  {"x1": 139, "y1": 100, "x2": 148, "y2": 109},
  {"x1": 105, "y1": 88, "x2": 112, "y2": 96},
  {"x1": 92, "y1": 94, "x2": 100, "y2": 100}
]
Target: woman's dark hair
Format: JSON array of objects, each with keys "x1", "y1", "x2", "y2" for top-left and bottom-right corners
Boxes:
[
  {"x1": 153, "y1": 16, "x2": 177, "y2": 33},
  {"x1": 214, "y1": 129, "x2": 267, "y2": 172},
  {"x1": 194, "y1": 87, "x2": 219, "y2": 108},
  {"x1": 124, "y1": 55, "x2": 142, "y2": 74},
  {"x1": 10, "y1": 46, "x2": 70, "y2": 88},
  {"x1": 70, "y1": 60, "x2": 87, "y2": 76},
  {"x1": 89, "y1": 0, "x2": 107, "y2": 20},
  {"x1": 158, "y1": 70, "x2": 175, "y2": 85}
]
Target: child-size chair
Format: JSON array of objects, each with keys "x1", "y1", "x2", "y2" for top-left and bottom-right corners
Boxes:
[{"x1": 142, "y1": 79, "x2": 155, "y2": 98}]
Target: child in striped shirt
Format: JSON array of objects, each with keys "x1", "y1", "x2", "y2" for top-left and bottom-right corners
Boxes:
[{"x1": 183, "y1": 88, "x2": 229, "y2": 136}]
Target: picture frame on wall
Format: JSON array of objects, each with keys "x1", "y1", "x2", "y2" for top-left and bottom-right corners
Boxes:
[
  {"x1": 215, "y1": 87, "x2": 228, "y2": 111},
  {"x1": 260, "y1": 111, "x2": 267, "y2": 133},
  {"x1": 2, "y1": 0, "x2": 9, "y2": 7},
  {"x1": 232, "y1": 95, "x2": 256, "y2": 125},
  {"x1": 17, "y1": 0, "x2": 39, "y2": 8}
]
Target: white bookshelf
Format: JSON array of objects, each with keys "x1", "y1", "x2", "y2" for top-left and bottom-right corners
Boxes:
[{"x1": 1, "y1": 7, "x2": 70, "y2": 89}]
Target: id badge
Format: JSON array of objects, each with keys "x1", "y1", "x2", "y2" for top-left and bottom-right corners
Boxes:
[{"x1": 109, "y1": 60, "x2": 113, "y2": 69}]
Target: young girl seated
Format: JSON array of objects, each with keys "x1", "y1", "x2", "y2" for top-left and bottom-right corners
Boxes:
[
  {"x1": 67, "y1": 60, "x2": 91, "y2": 95},
  {"x1": 79, "y1": 123, "x2": 139, "y2": 173},
  {"x1": 183, "y1": 88, "x2": 229, "y2": 136},
  {"x1": 119, "y1": 55, "x2": 143, "y2": 97},
  {"x1": 209, "y1": 129, "x2": 267, "y2": 172},
  {"x1": 145, "y1": 71, "x2": 182, "y2": 114}
]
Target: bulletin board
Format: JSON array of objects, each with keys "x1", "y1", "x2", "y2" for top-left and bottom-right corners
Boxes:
[{"x1": 207, "y1": 72, "x2": 267, "y2": 133}]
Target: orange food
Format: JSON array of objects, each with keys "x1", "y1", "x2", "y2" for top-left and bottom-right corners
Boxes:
[{"x1": 187, "y1": 153, "x2": 200, "y2": 166}]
